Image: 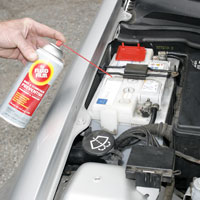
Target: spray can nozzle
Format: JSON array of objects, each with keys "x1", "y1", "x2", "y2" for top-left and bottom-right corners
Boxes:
[{"x1": 56, "y1": 40, "x2": 63, "y2": 47}]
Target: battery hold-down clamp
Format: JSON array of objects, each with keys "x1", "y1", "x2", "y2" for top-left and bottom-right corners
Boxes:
[{"x1": 105, "y1": 63, "x2": 172, "y2": 80}]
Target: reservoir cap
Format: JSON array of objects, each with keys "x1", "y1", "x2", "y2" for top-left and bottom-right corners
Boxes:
[{"x1": 82, "y1": 130, "x2": 115, "y2": 156}]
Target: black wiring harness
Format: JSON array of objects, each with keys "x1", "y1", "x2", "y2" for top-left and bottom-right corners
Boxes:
[
  {"x1": 115, "y1": 123, "x2": 200, "y2": 165},
  {"x1": 115, "y1": 123, "x2": 171, "y2": 151}
]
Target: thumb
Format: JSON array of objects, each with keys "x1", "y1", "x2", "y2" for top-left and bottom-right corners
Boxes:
[{"x1": 16, "y1": 35, "x2": 38, "y2": 62}]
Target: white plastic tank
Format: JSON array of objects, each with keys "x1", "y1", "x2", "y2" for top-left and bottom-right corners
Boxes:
[{"x1": 192, "y1": 178, "x2": 200, "y2": 200}]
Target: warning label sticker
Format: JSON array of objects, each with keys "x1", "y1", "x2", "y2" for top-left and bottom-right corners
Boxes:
[
  {"x1": 96, "y1": 79, "x2": 122, "y2": 106},
  {"x1": 9, "y1": 61, "x2": 53, "y2": 116},
  {"x1": 142, "y1": 80, "x2": 160, "y2": 93}
]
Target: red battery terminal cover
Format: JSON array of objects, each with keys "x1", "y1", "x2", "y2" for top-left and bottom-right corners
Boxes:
[{"x1": 116, "y1": 43, "x2": 146, "y2": 62}]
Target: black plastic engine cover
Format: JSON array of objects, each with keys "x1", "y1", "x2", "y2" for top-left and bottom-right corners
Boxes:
[
  {"x1": 178, "y1": 54, "x2": 200, "y2": 130},
  {"x1": 133, "y1": 0, "x2": 200, "y2": 28},
  {"x1": 173, "y1": 53, "x2": 200, "y2": 191}
]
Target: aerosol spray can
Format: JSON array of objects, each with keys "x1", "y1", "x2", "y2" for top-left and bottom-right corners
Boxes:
[{"x1": 0, "y1": 43, "x2": 63, "y2": 128}]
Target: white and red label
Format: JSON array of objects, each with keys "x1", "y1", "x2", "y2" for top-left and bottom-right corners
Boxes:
[{"x1": 9, "y1": 60, "x2": 54, "y2": 116}]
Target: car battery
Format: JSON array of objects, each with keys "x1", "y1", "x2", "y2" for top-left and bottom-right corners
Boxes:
[{"x1": 88, "y1": 44, "x2": 177, "y2": 134}]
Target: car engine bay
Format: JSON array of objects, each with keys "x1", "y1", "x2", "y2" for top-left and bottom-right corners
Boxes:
[
  {"x1": 2, "y1": 0, "x2": 200, "y2": 200},
  {"x1": 55, "y1": 1, "x2": 200, "y2": 200}
]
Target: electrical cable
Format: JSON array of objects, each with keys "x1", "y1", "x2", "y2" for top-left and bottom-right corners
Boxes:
[
  {"x1": 173, "y1": 170, "x2": 181, "y2": 176},
  {"x1": 163, "y1": 179, "x2": 175, "y2": 200},
  {"x1": 174, "y1": 189, "x2": 184, "y2": 199},
  {"x1": 167, "y1": 55, "x2": 184, "y2": 66},
  {"x1": 106, "y1": 66, "x2": 125, "y2": 69},
  {"x1": 167, "y1": 51, "x2": 187, "y2": 67},
  {"x1": 106, "y1": 65, "x2": 174, "y2": 73},
  {"x1": 175, "y1": 150, "x2": 200, "y2": 165},
  {"x1": 167, "y1": 52, "x2": 188, "y2": 57},
  {"x1": 147, "y1": 73, "x2": 170, "y2": 78},
  {"x1": 98, "y1": 71, "x2": 170, "y2": 78},
  {"x1": 116, "y1": 123, "x2": 200, "y2": 166},
  {"x1": 149, "y1": 106, "x2": 159, "y2": 124},
  {"x1": 148, "y1": 67, "x2": 173, "y2": 73},
  {"x1": 150, "y1": 131, "x2": 160, "y2": 147},
  {"x1": 105, "y1": 72, "x2": 124, "y2": 76},
  {"x1": 115, "y1": 125, "x2": 161, "y2": 150}
]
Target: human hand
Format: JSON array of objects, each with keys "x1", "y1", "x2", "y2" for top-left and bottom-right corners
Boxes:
[{"x1": 0, "y1": 18, "x2": 65, "y2": 64}]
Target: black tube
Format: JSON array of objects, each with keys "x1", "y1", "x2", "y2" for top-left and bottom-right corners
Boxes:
[
  {"x1": 175, "y1": 151, "x2": 200, "y2": 165},
  {"x1": 148, "y1": 67, "x2": 173, "y2": 73},
  {"x1": 167, "y1": 52, "x2": 188, "y2": 57},
  {"x1": 149, "y1": 106, "x2": 158, "y2": 124},
  {"x1": 106, "y1": 66, "x2": 125, "y2": 69},
  {"x1": 163, "y1": 179, "x2": 175, "y2": 200},
  {"x1": 116, "y1": 123, "x2": 173, "y2": 150},
  {"x1": 98, "y1": 71, "x2": 170, "y2": 78},
  {"x1": 167, "y1": 55, "x2": 184, "y2": 66}
]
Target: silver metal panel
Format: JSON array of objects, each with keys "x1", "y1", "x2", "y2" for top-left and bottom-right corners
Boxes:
[
  {"x1": 60, "y1": 163, "x2": 145, "y2": 200},
  {"x1": 0, "y1": 0, "x2": 124, "y2": 200}
]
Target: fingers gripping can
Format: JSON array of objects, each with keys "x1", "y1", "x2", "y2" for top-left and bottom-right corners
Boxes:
[{"x1": 0, "y1": 43, "x2": 64, "y2": 128}]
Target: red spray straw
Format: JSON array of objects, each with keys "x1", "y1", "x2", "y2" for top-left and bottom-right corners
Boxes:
[{"x1": 56, "y1": 41, "x2": 112, "y2": 77}]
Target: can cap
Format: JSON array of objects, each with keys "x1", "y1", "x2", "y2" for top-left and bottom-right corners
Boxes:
[{"x1": 43, "y1": 43, "x2": 63, "y2": 60}]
